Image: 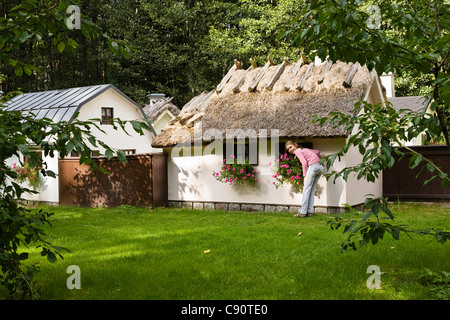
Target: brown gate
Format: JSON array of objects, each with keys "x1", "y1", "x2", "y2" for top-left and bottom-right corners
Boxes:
[
  {"x1": 383, "y1": 146, "x2": 450, "y2": 201},
  {"x1": 59, "y1": 153, "x2": 167, "y2": 208}
]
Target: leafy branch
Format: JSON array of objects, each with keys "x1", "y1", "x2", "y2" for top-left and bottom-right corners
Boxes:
[
  {"x1": 314, "y1": 100, "x2": 449, "y2": 252},
  {"x1": 313, "y1": 100, "x2": 449, "y2": 187},
  {"x1": 328, "y1": 196, "x2": 450, "y2": 253}
]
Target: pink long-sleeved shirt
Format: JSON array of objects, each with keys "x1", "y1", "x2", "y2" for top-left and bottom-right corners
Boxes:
[{"x1": 294, "y1": 148, "x2": 320, "y2": 177}]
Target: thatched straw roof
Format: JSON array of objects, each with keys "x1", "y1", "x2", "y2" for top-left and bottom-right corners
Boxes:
[
  {"x1": 152, "y1": 57, "x2": 377, "y2": 148},
  {"x1": 143, "y1": 96, "x2": 180, "y2": 121}
]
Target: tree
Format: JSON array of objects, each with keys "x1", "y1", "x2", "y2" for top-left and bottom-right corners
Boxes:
[
  {"x1": 0, "y1": 0, "x2": 132, "y2": 99},
  {"x1": 281, "y1": 0, "x2": 450, "y2": 251},
  {"x1": 0, "y1": 0, "x2": 151, "y2": 299},
  {"x1": 206, "y1": 0, "x2": 306, "y2": 68},
  {"x1": 282, "y1": 0, "x2": 449, "y2": 146},
  {"x1": 1, "y1": 0, "x2": 312, "y2": 107}
]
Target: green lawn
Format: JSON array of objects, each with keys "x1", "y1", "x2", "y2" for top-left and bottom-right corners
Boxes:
[{"x1": 2, "y1": 202, "x2": 450, "y2": 300}]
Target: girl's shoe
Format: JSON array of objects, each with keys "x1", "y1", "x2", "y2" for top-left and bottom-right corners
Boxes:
[{"x1": 294, "y1": 213, "x2": 307, "y2": 218}]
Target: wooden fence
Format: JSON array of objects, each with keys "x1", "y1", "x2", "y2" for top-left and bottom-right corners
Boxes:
[
  {"x1": 383, "y1": 145, "x2": 450, "y2": 201},
  {"x1": 59, "y1": 153, "x2": 167, "y2": 208}
]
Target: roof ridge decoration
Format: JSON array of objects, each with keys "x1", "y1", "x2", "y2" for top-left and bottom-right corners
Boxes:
[{"x1": 215, "y1": 55, "x2": 363, "y2": 95}]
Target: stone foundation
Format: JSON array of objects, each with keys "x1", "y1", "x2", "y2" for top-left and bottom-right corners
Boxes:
[
  {"x1": 168, "y1": 201, "x2": 361, "y2": 214},
  {"x1": 18, "y1": 200, "x2": 59, "y2": 207}
]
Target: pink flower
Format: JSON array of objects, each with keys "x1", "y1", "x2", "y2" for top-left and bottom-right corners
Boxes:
[{"x1": 243, "y1": 177, "x2": 246, "y2": 179}]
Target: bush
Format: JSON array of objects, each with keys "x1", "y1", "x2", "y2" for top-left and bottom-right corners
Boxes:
[
  {"x1": 8, "y1": 163, "x2": 41, "y2": 190},
  {"x1": 213, "y1": 155, "x2": 259, "y2": 186},
  {"x1": 270, "y1": 153, "x2": 304, "y2": 193}
]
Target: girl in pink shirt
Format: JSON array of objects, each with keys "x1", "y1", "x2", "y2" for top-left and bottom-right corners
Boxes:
[{"x1": 286, "y1": 141, "x2": 323, "y2": 218}]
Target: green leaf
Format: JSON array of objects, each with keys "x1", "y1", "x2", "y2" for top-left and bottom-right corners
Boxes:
[
  {"x1": 88, "y1": 135, "x2": 98, "y2": 147},
  {"x1": 45, "y1": 170, "x2": 57, "y2": 178},
  {"x1": 409, "y1": 154, "x2": 422, "y2": 169},
  {"x1": 23, "y1": 64, "x2": 32, "y2": 76},
  {"x1": 65, "y1": 141, "x2": 74, "y2": 155},
  {"x1": 105, "y1": 149, "x2": 114, "y2": 159},
  {"x1": 130, "y1": 120, "x2": 143, "y2": 133},
  {"x1": 116, "y1": 149, "x2": 127, "y2": 163},
  {"x1": 17, "y1": 144, "x2": 29, "y2": 156},
  {"x1": 57, "y1": 41, "x2": 65, "y2": 53},
  {"x1": 423, "y1": 175, "x2": 437, "y2": 185},
  {"x1": 14, "y1": 63, "x2": 23, "y2": 77},
  {"x1": 426, "y1": 163, "x2": 435, "y2": 174},
  {"x1": 391, "y1": 228, "x2": 400, "y2": 240},
  {"x1": 46, "y1": 251, "x2": 57, "y2": 263},
  {"x1": 441, "y1": 177, "x2": 449, "y2": 189},
  {"x1": 18, "y1": 31, "x2": 29, "y2": 43}
]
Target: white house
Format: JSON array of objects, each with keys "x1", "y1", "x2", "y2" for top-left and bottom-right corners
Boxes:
[
  {"x1": 4, "y1": 84, "x2": 156, "y2": 205},
  {"x1": 152, "y1": 57, "x2": 386, "y2": 213},
  {"x1": 143, "y1": 94, "x2": 180, "y2": 152}
]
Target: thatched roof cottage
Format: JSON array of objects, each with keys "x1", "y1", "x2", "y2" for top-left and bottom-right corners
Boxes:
[{"x1": 152, "y1": 57, "x2": 386, "y2": 213}]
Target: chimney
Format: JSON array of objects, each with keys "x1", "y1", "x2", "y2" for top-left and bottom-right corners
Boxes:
[
  {"x1": 380, "y1": 73, "x2": 395, "y2": 98},
  {"x1": 146, "y1": 93, "x2": 166, "y2": 106}
]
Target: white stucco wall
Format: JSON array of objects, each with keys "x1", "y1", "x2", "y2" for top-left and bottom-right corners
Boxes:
[
  {"x1": 5, "y1": 152, "x2": 60, "y2": 203},
  {"x1": 165, "y1": 137, "x2": 381, "y2": 209},
  {"x1": 76, "y1": 87, "x2": 154, "y2": 154}
]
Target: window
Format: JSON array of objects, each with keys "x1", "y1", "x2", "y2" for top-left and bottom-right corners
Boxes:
[
  {"x1": 24, "y1": 151, "x2": 43, "y2": 169},
  {"x1": 122, "y1": 149, "x2": 136, "y2": 155},
  {"x1": 69, "y1": 151, "x2": 100, "y2": 158},
  {"x1": 223, "y1": 139, "x2": 258, "y2": 165},
  {"x1": 91, "y1": 150, "x2": 101, "y2": 157},
  {"x1": 101, "y1": 107, "x2": 114, "y2": 125}
]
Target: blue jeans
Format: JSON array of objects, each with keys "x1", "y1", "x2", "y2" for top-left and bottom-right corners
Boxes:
[{"x1": 299, "y1": 163, "x2": 323, "y2": 214}]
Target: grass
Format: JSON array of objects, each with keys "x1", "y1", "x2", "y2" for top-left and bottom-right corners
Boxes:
[{"x1": 2, "y1": 202, "x2": 449, "y2": 300}]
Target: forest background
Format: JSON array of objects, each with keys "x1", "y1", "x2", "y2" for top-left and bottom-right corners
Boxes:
[{"x1": 0, "y1": 0, "x2": 433, "y2": 108}]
